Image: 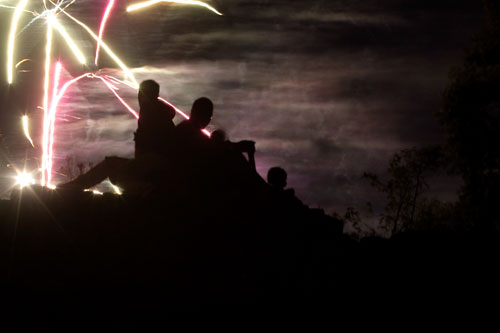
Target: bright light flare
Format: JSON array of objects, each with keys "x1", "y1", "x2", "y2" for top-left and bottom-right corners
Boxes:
[
  {"x1": 95, "y1": 0, "x2": 115, "y2": 65},
  {"x1": 127, "y1": 0, "x2": 223, "y2": 16},
  {"x1": 46, "y1": 61, "x2": 63, "y2": 187},
  {"x1": 7, "y1": 0, "x2": 29, "y2": 84},
  {"x1": 84, "y1": 189, "x2": 104, "y2": 195},
  {"x1": 109, "y1": 182, "x2": 123, "y2": 195},
  {"x1": 15, "y1": 58, "x2": 31, "y2": 68},
  {"x1": 158, "y1": 97, "x2": 211, "y2": 136},
  {"x1": 22, "y1": 115, "x2": 35, "y2": 147},
  {"x1": 16, "y1": 171, "x2": 36, "y2": 188},
  {"x1": 97, "y1": 76, "x2": 139, "y2": 118},
  {"x1": 41, "y1": 19, "x2": 54, "y2": 187},
  {"x1": 52, "y1": 19, "x2": 86, "y2": 64}
]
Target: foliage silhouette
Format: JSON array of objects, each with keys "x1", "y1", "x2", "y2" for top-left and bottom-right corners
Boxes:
[{"x1": 438, "y1": 0, "x2": 500, "y2": 231}]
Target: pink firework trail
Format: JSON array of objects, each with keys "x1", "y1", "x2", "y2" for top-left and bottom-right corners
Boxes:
[
  {"x1": 95, "y1": 0, "x2": 115, "y2": 65},
  {"x1": 97, "y1": 75, "x2": 139, "y2": 119},
  {"x1": 46, "y1": 61, "x2": 63, "y2": 186},
  {"x1": 2, "y1": 0, "x2": 221, "y2": 187}
]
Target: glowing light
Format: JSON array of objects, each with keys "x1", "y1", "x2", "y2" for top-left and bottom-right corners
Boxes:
[
  {"x1": 1, "y1": 0, "x2": 220, "y2": 187},
  {"x1": 97, "y1": 76, "x2": 139, "y2": 118},
  {"x1": 95, "y1": 0, "x2": 115, "y2": 65},
  {"x1": 46, "y1": 61, "x2": 63, "y2": 187},
  {"x1": 84, "y1": 189, "x2": 103, "y2": 195},
  {"x1": 158, "y1": 97, "x2": 211, "y2": 136},
  {"x1": 110, "y1": 182, "x2": 123, "y2": 195},
  {"x1": 15, "y1": 58, "x2": 31, "y2": 68},
  {"x1": 22, "y1": 115, "x2": 35, "y2": 147},
  {"x1": 7, "y1": 0, "x2": 29, "y2": 84},
  {"x1": 61, "y1": 9, "x2": 139, "y2": 88},
  {"x1": 16, "y1": 171, "x2": 35, "y2": 188},
  {"x1": 127, "y1": 0, "x2": 223, "y2": 16},
  {"x1": 52, "y1": 19, "x2": 86, "y2": 64},
  {"x1": 41, "y1": 19, "x2": 54, "y2": 186}
]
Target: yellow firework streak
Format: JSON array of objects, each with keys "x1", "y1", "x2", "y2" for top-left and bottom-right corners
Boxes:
[
  {"x1": 15, "y1": 58, "x2": 31, "y2": 68},
  {"x1": 7, "y1": 0, "x2": 29, "y2": 84},
  {"x1": 22, "y1": 115, "x2": 35, "y2": 147},
  {"x1": 41, "y1": 19, "x2": 53, "y2": 186},
  {"x1": 127, "y1": 0, "x2": 223, "y2": 16},
  {"x1": 52, "y1": 19, "x2": 86, "y2": 64},
  {"x1": 61, "y1": 10, "x2": 139, "y2": 88}
]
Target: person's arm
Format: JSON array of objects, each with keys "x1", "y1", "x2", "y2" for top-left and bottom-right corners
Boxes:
[{"x1": 235, "y1": 140, "x2": 256, "y2": 172}]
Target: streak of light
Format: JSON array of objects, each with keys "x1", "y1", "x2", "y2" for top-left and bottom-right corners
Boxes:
[
  {"x1": 158, "y1": 97, "x2": 211, "y2": 136},
  {"x1": 22, "y1": 115, "x2": 35, "y2": 147},
  {"x1": 15, "y1": 58, "x2": 31, "y2": 68},
  {"x1": 60, "y1": 9, "x2": 139, "y2": 88},
  {"x1": 109, "y1": 182, "x2": 123, "y2": 195},
  {"x1": 84, "y1": 189, "x2": 103, "y2": 195},
  {"x1": 15, "y1": 171, "x2": 35, "y2": 188},
  {"x1": 7, "y1": 0, "x2": 29, "y2": 84},
  {"x1": 95, "y1": 0, "x2": 115, "y2": 65},
  {"x1": 96, "y1": 76, "x2": 139, "y2": 119},
  {"x1": 0, "y1": 4, "x2": 31, "y2": 13},
  {"x1": 101, "y1": 77, "x2": 211, "y2": 136},
  {"x1": 52, "y1": 19, "x2": 86, "y2": 64},
  {"x1": 41, "y1": 18, "x2": 54, "y2": 186},
  {"x1": 127, "y1": 0, "x2": 223, "y2": 16},
  {"x1": 43, "y1": 70, "x2": 93, "y2": 185},
  {"x1": 46, "y1": 61, "x2": 63, "y2": 187}
]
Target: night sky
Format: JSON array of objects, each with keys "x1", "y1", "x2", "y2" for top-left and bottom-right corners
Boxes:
[{"x1": 0, "y1": 0, "x2": 485, "y2": 217}]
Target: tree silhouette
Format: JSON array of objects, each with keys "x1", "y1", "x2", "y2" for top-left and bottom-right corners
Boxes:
[
  {"x1": 363, "y1": 146, "x2": 442, "y2": 236},
  {"x1": 438, "y1": 0, "x2": 500, "y2": 231}
]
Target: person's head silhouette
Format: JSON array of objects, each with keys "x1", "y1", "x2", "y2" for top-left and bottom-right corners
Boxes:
[
  {"x1": 138, "y1": 80, "x2": 160, "y2": 107},
  {"x1": 267, "y1": 167, "x2": 287, "y2": 190},
  {"x1": 210, "y1": 129, "x2": 226, "y2": 144},
  {"x1": 190, "y1": 97, "x2": 213, "y2": 129}
]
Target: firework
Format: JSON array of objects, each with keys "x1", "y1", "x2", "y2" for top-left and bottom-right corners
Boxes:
[
  {"x1": 1, "y1": 0, "x2": 221, "y2": 187},
  {"x1": 127, "y1": 0, "x2": 223, "y2": 16}
]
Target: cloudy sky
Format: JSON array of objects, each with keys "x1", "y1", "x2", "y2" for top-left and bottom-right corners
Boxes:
[{"x1": 0, "y1": 0, "x2": 485, "y2": 215}]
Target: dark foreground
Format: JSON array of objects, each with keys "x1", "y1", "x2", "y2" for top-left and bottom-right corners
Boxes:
[{"x1": 0, "y1": 186, "x2": 498, "y2": 319}]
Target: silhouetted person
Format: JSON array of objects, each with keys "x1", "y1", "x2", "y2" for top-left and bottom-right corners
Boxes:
[
  {"x1": 210, "y1": 129, "x2": 256, "y2": 172},
  {"x1": 174, "y1": 97, "x2": 214, "y2": 164},
  {"x1": 267, "y1": 167, "x2": 287, "y2": 191},
  {"x1": 267, "y1": 166, "x2": 306, "y2": 210},
  {"x1": 134, "y1": 80, "x2": 176, "y2": 158},
  {"x1": 59, "y1": 80, "x2": 176, "y2": 192}
]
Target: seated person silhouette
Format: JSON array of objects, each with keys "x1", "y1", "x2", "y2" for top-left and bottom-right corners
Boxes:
[
  {"x1": 171, "y1": 97, "x2": 214, "y2": 188},
  {"x1": 59, "y1": 80, "x2": 176, "y2": 192},
  {"x1": 134, "y1": 79, "x2": 176, "y2": 158},
  {"x1": 210, "y1": 129, "x2": 256, "y2": 172},
  {"x1": 267, "y1": 166, "x2": 306, "y2": 210}
]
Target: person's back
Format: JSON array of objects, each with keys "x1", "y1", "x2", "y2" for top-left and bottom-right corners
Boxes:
[
  {"x1": 174, "y1": 97, "x2": 213, "y2": 160},
  {"x1": 134, "y1": 80, "x2": 176, "y2": 158}
]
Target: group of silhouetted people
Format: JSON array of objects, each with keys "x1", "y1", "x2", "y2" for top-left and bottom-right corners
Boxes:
[{"x1": 60, "y1": 80, "x2": 304, "y2": 207}]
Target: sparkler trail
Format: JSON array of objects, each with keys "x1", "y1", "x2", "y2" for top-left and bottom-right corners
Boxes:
[
  {"x1": 127, "y1": 0, "x2": 223, "y2": 16},
  {"x1": 97, "y1": 76, "x2": 140, "y2": 119},
  {"x1": 7, "y1": 0, "x2": 29, "y2": 84},
  {"x1": 61, "y1": 9, "x2": 139, "y2": 88},
  {"x1": 41, "y1": 19, "x2": 54, "y2": 186},
  {"x1": 95, "y1": 0, "x2": 115, "y2": 66},
  {"x1": 53, "y1": 19, "x2": 86, "y2": 64},
  {"x1": 15, "y1": 58, "x2": 31, "y2": 68},
  {"x1": 46, "y1": 61, "x2": 63, "y2": 186},
  {"x1": 158, "y1": 97, "x2": 211, "y2": 136},
  {"x1": 22, "y1": 115, "x2": 35, "y2": 147},
  {"x1": 1, "y1": 0, "x2": 220, "y2": 187}
]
